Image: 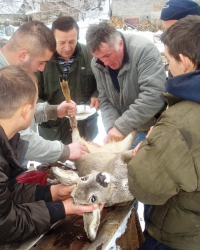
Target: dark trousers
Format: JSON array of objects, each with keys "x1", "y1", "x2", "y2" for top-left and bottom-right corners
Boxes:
[{"x1": 139, "y1": 231, "x2": 176, "y2": 250}]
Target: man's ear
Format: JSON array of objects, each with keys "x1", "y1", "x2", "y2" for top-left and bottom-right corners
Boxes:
[
  {"x1": 179, "y1": 54, "x2": 196, "y2": 73},
  {"x1": 21, "y1": 103, "x2": 32, "y2": 120},
  {"x1": 18, "y1": 50, "x2": 29, "y2": 62},
  {"x1": 119, "y1": 38, "x2": 124, "y2": 48}
]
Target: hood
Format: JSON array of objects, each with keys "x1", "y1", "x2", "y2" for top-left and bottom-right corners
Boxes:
[{"x1": 166, "y1": 70, "x2": 200, "y2": 103}]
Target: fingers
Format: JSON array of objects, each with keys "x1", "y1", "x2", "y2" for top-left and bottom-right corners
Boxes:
[
  {"x1": 80, "y1": 142, "x2": 90, "y2": 153},
  {"x1": 90, "y1": 98, "x2": 100, "y2": 110},
  {"x1": 99, "y1": 203, "x2": 104, "y2": 211},
  {"x1": 63, "y1": 198, "x2": 101, "y2": 216},
  {"x1": 103, "y1": 135, "x2": 109, "y2": 144},
  {"x1": 67, "y1": 102, "x2": 77, "y2": 117},
  {"x1": 132, "y1": 141, "x2": 142, "y2": 156},
  {"x1": 63, "y1": 184, "x2": 76, "y2": 193}
]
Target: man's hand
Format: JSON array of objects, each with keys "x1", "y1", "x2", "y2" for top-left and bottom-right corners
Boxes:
[
  {"x1": 90, "y1": 97, "x2": 100, "y2": 110},
  {"x1": 104, "y1": 127, "x2": 124, "y2": 144},
  {"x1": 63, "y1": 198, "x2": 104, "y2": 216},
  {"x1": 57, "y1": 100, "x2": 77, "y2": 118},
  {"x1": 132, "y1": 126, "x2": 154, "y2": 155},
  {"x1": 146, "y1": 126, "x2": 154, "y2": 138},
  {"x1": 68, "y1": 142, "x2": 90, "y2": 160},
  {"x1": 132, "y1": 141, "x2": 143, "y2": 156},
  {"x1": 50, "y1": 184, "x2": 76, "y2": 201}
]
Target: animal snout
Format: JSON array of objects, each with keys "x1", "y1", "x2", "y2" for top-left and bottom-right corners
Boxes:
[{"x1": 96, "y1": 172, "x2": 110, "y2": 187}]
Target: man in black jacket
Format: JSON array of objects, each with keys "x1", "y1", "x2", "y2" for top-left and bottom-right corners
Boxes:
[{"x1": 0, "y1": 65, "x2": 102, "y2": 243}]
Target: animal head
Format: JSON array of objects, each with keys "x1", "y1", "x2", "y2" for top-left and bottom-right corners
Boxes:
[
  {"x1": 71, "y1": 171, "x2": 114, "y2": 205},
  {"x1": 51, "y1": 130, "x2": 137, "y2": 241},
  {"x1": 52, "y1": 167, "x2": 116, "y2": 241}
]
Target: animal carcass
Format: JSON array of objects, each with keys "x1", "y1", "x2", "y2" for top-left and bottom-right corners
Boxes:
[{"x1": 52, "y1": 128, "x2": 136, "y2": 241}]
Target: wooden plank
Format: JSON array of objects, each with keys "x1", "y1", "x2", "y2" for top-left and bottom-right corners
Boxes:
[
  {"x1": 30, "y1": 201, "x2": 135, "y2": 250},
  {"x1": 0, "y1": 201, "x2": 140, "y2": 250}
]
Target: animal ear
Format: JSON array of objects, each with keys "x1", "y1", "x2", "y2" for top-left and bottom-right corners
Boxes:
[
  {"x1": 83, "y1": 208, "x2": 101, "y2": 241},
  {"x1": 52, "y1": 167, "x2": 79, "y2": 186},
  {"x1": 96, "y1": 172, "x2": 110, "y2": 187}
]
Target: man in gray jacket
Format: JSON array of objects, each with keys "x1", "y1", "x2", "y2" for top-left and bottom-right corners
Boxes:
[
  {"x1": 86, "y1": 22, "x2": 166, "y2": 147},
  {"x1": 0, "y1": 21, "x2": 89, "y2": 166}
]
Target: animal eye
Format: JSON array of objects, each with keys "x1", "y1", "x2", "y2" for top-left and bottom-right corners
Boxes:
[
  {"x1": 90, "y1": 195, "x2": 96, "y2": 203},
  {"x1": 81, "y1": 176, "x2": 87, "y2": 181}
]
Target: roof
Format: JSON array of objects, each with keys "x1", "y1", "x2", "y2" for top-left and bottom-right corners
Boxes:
[{"x1": 0, "y1": 0, "x2": 23, "y2": 14}]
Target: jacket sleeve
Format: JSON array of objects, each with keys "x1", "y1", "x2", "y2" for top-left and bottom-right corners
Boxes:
[
  {"x1": 128, "y1": 122, "x2": 197, "y2": 205},
  {"x1": 114, "y1": 42, "x2": 166, "y2": 135},
  {"x1": 20, "y1": 127, "x2": 70, "y2": 166},
  {"x1": 35, "y1": 71, "x2": 58, "y2": 124},
  {"x1": 0, "y1": 169, "x2": 65, "y2": 243}
]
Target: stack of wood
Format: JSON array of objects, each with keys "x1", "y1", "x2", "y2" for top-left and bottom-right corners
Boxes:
[
  {"x1": 109, "y1": 16, "x2": 125, "y2": 29},
  {"x1": 137, "y1": 20, "x2": 161, "y2": 32}
]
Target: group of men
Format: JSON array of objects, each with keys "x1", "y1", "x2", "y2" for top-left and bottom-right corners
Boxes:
[{"x1": 0, "y1": 0, "x2": 200, "y2": 249}]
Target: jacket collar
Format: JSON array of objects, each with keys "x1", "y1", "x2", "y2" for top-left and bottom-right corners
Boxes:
[
  {"x1": 162, "y1": 92, "x2": 184, "y2": 107},
  {"x1": 0, "y1": 126, "x2": 28, "y2": 167}
]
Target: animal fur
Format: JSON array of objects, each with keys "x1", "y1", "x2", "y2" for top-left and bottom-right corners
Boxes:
[{"x1": 52, "y1": 128, "x2": 136, "y2": 241}]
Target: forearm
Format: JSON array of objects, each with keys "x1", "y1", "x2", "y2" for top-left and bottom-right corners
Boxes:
[
  {"x1": 35, "y1": 102, "x2": 58, "y2": 124},
  {"x1": 20, "y1": 127, "x2": 70, "y2": 165}
]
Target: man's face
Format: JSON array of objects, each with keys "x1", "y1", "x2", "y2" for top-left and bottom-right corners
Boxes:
[
  {"x1": 164, "y1": 45, "x2": 183, "y2": 77},
  {"x1": 54, "y1": 28, "x2": 78, "y2": 61},
  {"x1": 161, "y1": 20, "x2": 177, "y2": 30},
  {"x1": 22, "y1": 49, "x2": 53, "y2": 73},
  {"x1": 91, "y1": 40, "x2": 124, "y2": 70}
]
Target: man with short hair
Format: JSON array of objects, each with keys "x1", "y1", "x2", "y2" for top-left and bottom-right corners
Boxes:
[
  {"x1": 36, "y1": 16, "x2": 99, "y2": 145},
  {"x1": 86, "y1": 22, "x2": 166, "y2": 147},
  {"x1": 128, "y1": 15, "x2": 200, "y2": 250},
  {"x1": 0, "y1": 21, "x2": 89, "y2": 167},
  {"x1": 0, "y1": 65, "x2": 101, "y2": 243}
]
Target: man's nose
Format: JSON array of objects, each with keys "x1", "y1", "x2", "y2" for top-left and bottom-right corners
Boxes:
[
  {"x1": 64, "y1": 43, "x2": 70, "y2": 51},
  {"x1": 38, "y1": 63, "x2": 46, "y2": 72},
  {"x1": 102, "y1": 58, "x2": 109, "y2": 66}
]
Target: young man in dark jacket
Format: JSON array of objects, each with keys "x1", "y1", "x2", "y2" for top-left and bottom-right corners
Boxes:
[
  {"x1": 0, "y1": 65, "x2": 101, "y2": 243},
  {"x1": 37, "y1": 16, "x2": 99, "y2": 145},
  {"x1": 128, "y1": 15, "x2": 200, "y2": 250}
]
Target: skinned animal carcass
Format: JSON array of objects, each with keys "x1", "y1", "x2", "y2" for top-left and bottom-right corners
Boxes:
[{"x1": 52, "y1": 128, "x2": 136, "y2": 241}]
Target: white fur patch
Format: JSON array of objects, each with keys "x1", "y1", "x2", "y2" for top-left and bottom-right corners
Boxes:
[{"x1": 102, "y1": 172, "x2": 110, "y2": 183}]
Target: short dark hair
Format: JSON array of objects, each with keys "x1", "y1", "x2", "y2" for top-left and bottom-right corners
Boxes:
[
  {"x1": 0, "y1": 65, "x2": 38, "y2": 119},
  {"x1": 8, "y1": 21, "x2": 56, "y2": 57},
  {"x1": 161, "y1": 15, "x2": 200, "y2": 69},
  {"x1": 51, "y1": 16, "x2": 79, "y2": 38},
  {"x1": 86, "y1": 22, "x2": 121, "y2": 53}
]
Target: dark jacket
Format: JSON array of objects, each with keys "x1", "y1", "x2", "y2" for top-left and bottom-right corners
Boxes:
[
  {"x1": 128, "y1": 71, "x2": 200, "y2": 250},
  {"x1": 0, "y1": 126, "x2": 65, "y2": 243},
  {"x1": 36, "y1": 43, "x2": 98, "y2": 144}
]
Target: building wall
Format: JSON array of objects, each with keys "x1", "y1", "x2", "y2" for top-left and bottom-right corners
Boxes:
[{"x1": 111, "y1": 0, "x2": 199, "y2": 26}]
